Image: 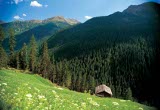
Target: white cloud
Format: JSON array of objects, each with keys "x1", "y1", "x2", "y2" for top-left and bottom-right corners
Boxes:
[
  {"x1": 7, "y1": 1, "x2": 14, "y2": 4},
  {"x1": 23, "y1": 14, "x2": 27, "y2": 17},
  {"x1": 30, "y1": 1, "x2": 42, "y2": 7},
  {"x1": 85, "y1": 16, "x2": 93, "y2": 20},
  {"x1": 44, "y1": 5, "x2": 48, "y2": 7},
  {"x1": 14, "y1": 15, "x2": 21, "y2": 20},
  {"x1": 14, "y1": 0, "x2": 23, "y2": 4}
]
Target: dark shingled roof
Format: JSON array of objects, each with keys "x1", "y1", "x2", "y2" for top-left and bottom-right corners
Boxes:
[{"x1": 95, "y1": 84, "x2": 112, "y2": 96}]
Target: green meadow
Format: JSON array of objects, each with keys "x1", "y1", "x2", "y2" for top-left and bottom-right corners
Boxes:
[{"x1": 0, "y1": 69, "x2": 156, "y2": 110}]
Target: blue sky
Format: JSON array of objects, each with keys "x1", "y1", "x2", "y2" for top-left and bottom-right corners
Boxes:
[{"x1": 0, "y1": 0, "x2": 160, "y2": 22}]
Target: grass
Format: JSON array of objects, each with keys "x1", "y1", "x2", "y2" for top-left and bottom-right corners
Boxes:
[{"x1": 0, "y1": 68, "x2": 157, "y2": 110}]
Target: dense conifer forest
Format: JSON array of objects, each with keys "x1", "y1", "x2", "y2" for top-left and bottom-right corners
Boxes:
[{"x1": 0, "y1": 2, "x2": 160, "y2": 108}]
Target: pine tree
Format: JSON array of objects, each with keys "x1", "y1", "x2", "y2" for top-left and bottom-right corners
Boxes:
[
  {"x1": 76, "y1": 73, "x2": 82, "y2": 91},
  {"x1": 0, "y1": 26, "x2": 7, "y2": 68},
  {"x1": 64, "y1": 63, "x2": 71, "y2": 88},
  {"x1": 40, "y1": 41, "x2": 51, "y2": 78},
  {"x1": 0, "y1": 26, "x2": 5, "y2": 45},
  {"x1": 9, "y1": 28, "x2": 16, "y2": 67},
  {"x1": 80, "y1": 73, "x2": 86, "y2": 92},
  {"x1": 29, "y1": 35, "x2": 37, "y2": 72},
  {"x1": 16, "y1": 52, "x2": 20, "y2": 69},
  {"x1": 51, "y1": 54, "x2": 56, "y2": 83},
  {"x1": 89, "y1": 75, "x2": 95, "y2": 94},
  {"x1": 19, "y1": 43, "x2": 28, "y2": 70},
  {"x1": 0, "y1": 46, "x2": 8, "y2": 68},
  {"x1": 126, "y1": 87, "x2": 133, "y2": 100},
  {"x1": 9, "y1": 28, "x2": 16, "y2": 56}
]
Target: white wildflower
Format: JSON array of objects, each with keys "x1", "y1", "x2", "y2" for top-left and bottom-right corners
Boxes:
[
  {"x1": 57, "y1": 87, "x2": 63, "y2": 90},
  {"x1": 92, "y1": 101, "x2": 99, "y2": 106},
  {"x1": 112, "y1": 102, "x2": 119, "y2": 106},
  {"x1": 81, "y1": 102, "x2": 86, "y2": 108},
  {"x1": 87, "y1": 98, "x2": 92, "y2": 100},
  {"x1": 55, "y1": 95, "x2": 59, "y2": 98},
  {"x1": 1, "y1": 89, "x2": 5, "y2": 92},
  {"x1": 14, "y1": 93, "x2": 18, "y2": 95},
  {"x1": 2, "y1": 83, "x2": 7, "y2": 86},
  {"x1": 73, "y1": 103, "x2": 78, "y2": 106},
  {"x1": 44, "y1": 99, "x2": 47, "y2": 101},
  {"x1": 49, "y1": 105, "x2": 52, "y2": 109},
  {"x1": 138, "y1": 107, "x2": 143, "y2": 110},
  {"x1": 26, "y1": 94, "x2": 32, "y2": 98},
  {"x1": 52, "y1": 90, "x2": 56, "y2": 94},
  {"x1": 38, "y1": 95, "x2": 45, "y2": 99},
  {"x1": 25, "y1": 83, "x2": 28, "y2": 86},
  {"x1": 89, "y1": 100, "x2": 99, "y2": 106},
  {"x1": 34, "y1": 87, "x2": 40, "y2": 92},
  {"x1": 120, "y1": 100, "x2": 126, "y2": 102},
  {"x1": 28, "y1": 98, "x2": 32, "y2": 100}
]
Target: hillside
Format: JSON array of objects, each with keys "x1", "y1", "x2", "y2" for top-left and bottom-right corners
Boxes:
[
  {"x1": 1, "y1": 16, "x2": 80, "y2": 50},
  {"x1": 46, "y1": 2, "x2": 160, "y2": 107},
  {"x1": 0, "y1": 69, "x2": 156, "y2": 110},
  {"x1": 48, "y1": 2, "x2": 160, "y2": 59}
]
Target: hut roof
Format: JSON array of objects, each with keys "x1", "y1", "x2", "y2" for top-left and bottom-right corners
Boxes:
[{"x1": 95, "y1": 84, "x2": 112, "y2": 96}]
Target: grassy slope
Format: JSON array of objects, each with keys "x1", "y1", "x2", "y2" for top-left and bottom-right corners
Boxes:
[{"x1": 0, "y1": 69, "x2": 156, "y2": 110}]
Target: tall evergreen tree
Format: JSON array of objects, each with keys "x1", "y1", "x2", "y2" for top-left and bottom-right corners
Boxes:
[
  {"x1": 126, "y1": 87, "x2": 133, "y2": 100},
  {"x1": 16, "y1": 52, "x2": 20, "y2": 69},
  {"x1": 29, "y1": 35, "x2": 37, "y2": 72},
  {"x1": 0, "y1": 26, "x2": 7, "y2": 68},
  {"x1": 9, "y1": 28, "x2": 16, "y2": 67},
  {"x1": 40, "y1": 41, "x2": 51, "y2": 78},
  {"x1": 64, "y1": 63, "x2": 71, "y2": 88},
  {"x1": 9, "y1": 28, "x2": 16, "y2": 56},
  {"x1": 0, "y1": 26, "x2": 4, "y2": 46},
  {"x1": 0, "y1": 46, "x2": 8, "y2": 68},
  {"x1": 19, "y1": 43, "x2": 28, "y2": 70}
]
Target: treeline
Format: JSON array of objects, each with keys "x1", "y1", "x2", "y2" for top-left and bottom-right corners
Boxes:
[
  {"x1": 0, "y1": 27, "x2": 72, "y2": 89},
  {"x1": 0, "y1": 26, "x2": 159, "y2": 106}
]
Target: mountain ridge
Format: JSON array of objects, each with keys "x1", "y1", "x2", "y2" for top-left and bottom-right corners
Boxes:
[
  {"x1": 1, "y1": 16, "x2": 80, "y2": 50},
  {"x1": 46, "y1": 2, "x2": 160, "y2": 107},
  {"x1": 48, "y1": 2, "x2": 160, "y2": 52}
]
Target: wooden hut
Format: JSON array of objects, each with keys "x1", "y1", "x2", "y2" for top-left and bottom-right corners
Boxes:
[{"x1": 95, "y1": 84, "x2": 112, "y2": 97}]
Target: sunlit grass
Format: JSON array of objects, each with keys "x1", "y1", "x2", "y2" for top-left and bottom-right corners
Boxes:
[{"x1": 0, "y1": 69, "x2": 157, "y2": 110}]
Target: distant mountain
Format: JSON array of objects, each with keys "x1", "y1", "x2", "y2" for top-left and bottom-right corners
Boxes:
[
  {"x1": 43, "y1": 16, "x2": 80, "y2": 25},
  {"x1": 0, "y1": 20, "x2": 5, "y2": 24},
  {"x1": 1, "y1": 16, "x2": 80, "y2": 50},
  {"x1": 48, "y1": 2, "x2": 160, "y2": 58},
  {"x1": 1, "y1": 20, "x2": 41, "y2": 35}
]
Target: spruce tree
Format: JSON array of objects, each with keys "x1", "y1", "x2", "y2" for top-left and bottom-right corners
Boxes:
[
  {"x1": 0, "y1": 26, "x2": 7, "y2": 68},
  {"x1": 19, "y1": 43, "x2": 28, "y2": 70},
  {"x1": 0, "y1": 26, "x2": 4, "y2": 45},
  {"x1": 16, "y1": 52, "x2": 20, "y2": 69},
  {"x1": 9, "y1": 28, "x2": 16, "y2": 67},
  {"x1": 126, "y1": 87, "x2": 133, "y2": 100},
  {"x1": 64, "y1": 64, "x2": 71, "y2": 88},
  {"x1": 0, "y1": 46, "x2": 8, "y2": 68},
  {"x1": 9, "y1": 28, "x2": 16, "y2": 56},
  {"x1": 29, "y1": 35, "x2": 37, "y2": 72},
  {"x1": 40, "y1": 41, "x2": 51, "y2": 78}
]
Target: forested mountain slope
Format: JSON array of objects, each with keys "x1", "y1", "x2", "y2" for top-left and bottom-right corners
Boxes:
[
  {"x1": 47, "y1": 2, "x2": 160, "y2": 107},
  {"x1": 48, "y1": 2, "x2": 160, "y2": 59},
  {"x1": 1, "y1": 16, "x2": 79, "y2": 50}
]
